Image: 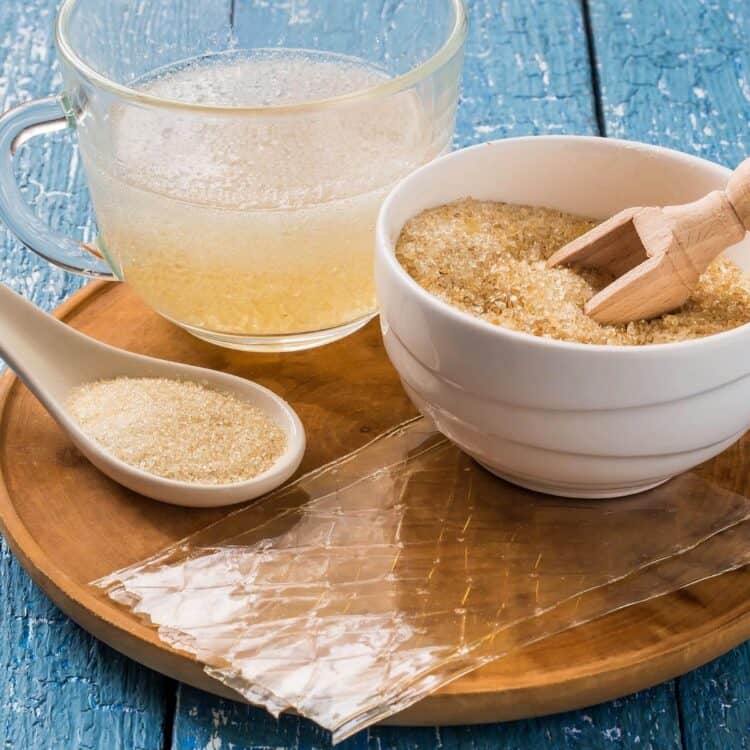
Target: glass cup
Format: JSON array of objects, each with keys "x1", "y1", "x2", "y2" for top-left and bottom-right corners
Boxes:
[{"x1": 0, "y1": 0, "x2": 466, "y2": 351}]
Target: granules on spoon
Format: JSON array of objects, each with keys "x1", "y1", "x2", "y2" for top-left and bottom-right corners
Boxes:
[
  {"x1": 68, "y1": 377, "x2": 286, "y2": 483},
  {"x1": 396, "y1": 199, "x2": 750, "y2": 345}
]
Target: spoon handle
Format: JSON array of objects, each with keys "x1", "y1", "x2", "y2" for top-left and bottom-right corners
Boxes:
[{"x1": 0, "y1": 283, "x2": 93, "y2": 403}]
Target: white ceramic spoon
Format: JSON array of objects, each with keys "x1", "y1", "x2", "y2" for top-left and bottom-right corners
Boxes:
[{"x1": 0, "y1": 283, "x2": 306, "y2": 507}]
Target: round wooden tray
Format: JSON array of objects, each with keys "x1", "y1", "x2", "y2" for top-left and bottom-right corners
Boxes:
[{"x1": 2, "y1": 280, "x2": 750, "y2": 726}]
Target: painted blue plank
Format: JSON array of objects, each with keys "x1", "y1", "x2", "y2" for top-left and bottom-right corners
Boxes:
[
  {"x1": 0, "y1": 0, "x2": 86, "y2": 308},
  {"x1": 0, "y1": 542, "x2": 170, "y2": 749},
  {"x1": 455, "y1": 0, "x2": 599, "y2": 144},
  {"x1": 0, "y1": 0, "x2": 171, "y2": 747},
  {"x1": 677, "y1": 644, "x2": 750, "y2": 750},
  {"x1": 170, "y1": 2, "x2": 679, "y2": 748},
  {"x1": 589, "y1": 2, "x2": 750, "y2": 749},
  {"x1": 589, "y1": 0, "x2": 750, "y2": 165}
]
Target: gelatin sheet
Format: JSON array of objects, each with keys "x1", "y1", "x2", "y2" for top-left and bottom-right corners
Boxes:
[{"x1": 95, "y1": 417, "x2": 750, "y2": 742}]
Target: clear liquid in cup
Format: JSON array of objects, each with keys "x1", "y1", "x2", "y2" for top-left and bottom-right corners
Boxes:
[{"x1": 79, "y1": 50, "x2": 450, "y2": 348}]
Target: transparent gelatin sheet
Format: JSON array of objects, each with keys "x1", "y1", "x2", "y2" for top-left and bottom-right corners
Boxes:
[{"x1": 95, "y1": 417, "x2": 750, "y2": 742}]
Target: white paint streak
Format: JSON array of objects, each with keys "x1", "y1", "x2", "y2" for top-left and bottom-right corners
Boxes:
[{"x1": 534, "y1": 52, "x2": 550, "y2": 87}]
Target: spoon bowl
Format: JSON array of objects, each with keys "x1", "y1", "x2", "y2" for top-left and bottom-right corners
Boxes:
[{"x1": 0, "y1": 283, "x2": 306, "y2": 507}]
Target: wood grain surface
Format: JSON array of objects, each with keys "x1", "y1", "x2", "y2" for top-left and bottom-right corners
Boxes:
[{"x1": 1, "y1": 0, "x2": 750, "y2": 749}]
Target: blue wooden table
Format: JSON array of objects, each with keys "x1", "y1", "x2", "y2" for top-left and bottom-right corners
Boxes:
[{"x1": 2, "y1": 0, "x2": 750, "y2": 747}]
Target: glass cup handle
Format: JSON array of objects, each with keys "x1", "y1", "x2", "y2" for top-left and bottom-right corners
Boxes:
[{"x1": 0, "y1": 95, "x2": 114, "y2": 278}]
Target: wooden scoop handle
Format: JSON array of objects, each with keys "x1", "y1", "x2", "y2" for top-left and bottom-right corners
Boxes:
[{"x1": 726, "y1": 157, "x2": 750, "y2": 231}]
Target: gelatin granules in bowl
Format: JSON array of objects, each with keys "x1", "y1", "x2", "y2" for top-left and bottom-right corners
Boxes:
[{"x1": 395, "y1": 199, "x2": 750, "y2": 345}]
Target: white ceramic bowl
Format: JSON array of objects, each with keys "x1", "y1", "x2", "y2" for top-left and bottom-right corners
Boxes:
[{"x1": 375, "y1": 136, "x2": 750, "y2": 498}]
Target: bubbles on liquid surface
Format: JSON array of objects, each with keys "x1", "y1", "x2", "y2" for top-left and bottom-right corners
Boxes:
[
  {"x1": 100, "y1": 49, "x2": 429, "y2": 210},
  {"x1": 141, "y1": 49, "x2": 391, "y2": 107}
]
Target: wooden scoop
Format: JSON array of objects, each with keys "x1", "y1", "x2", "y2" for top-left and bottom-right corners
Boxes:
[{"x1": 547, "y1": 158, "x2": 750, "y2": 324}]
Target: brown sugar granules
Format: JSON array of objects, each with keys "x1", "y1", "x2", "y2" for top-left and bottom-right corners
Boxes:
[
  {"x1": 395, "y1": 199, "x2": 750, "y2": 345},
  {"x1": 68, "y1": 377, "x2": 286, "y2": 483}
]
